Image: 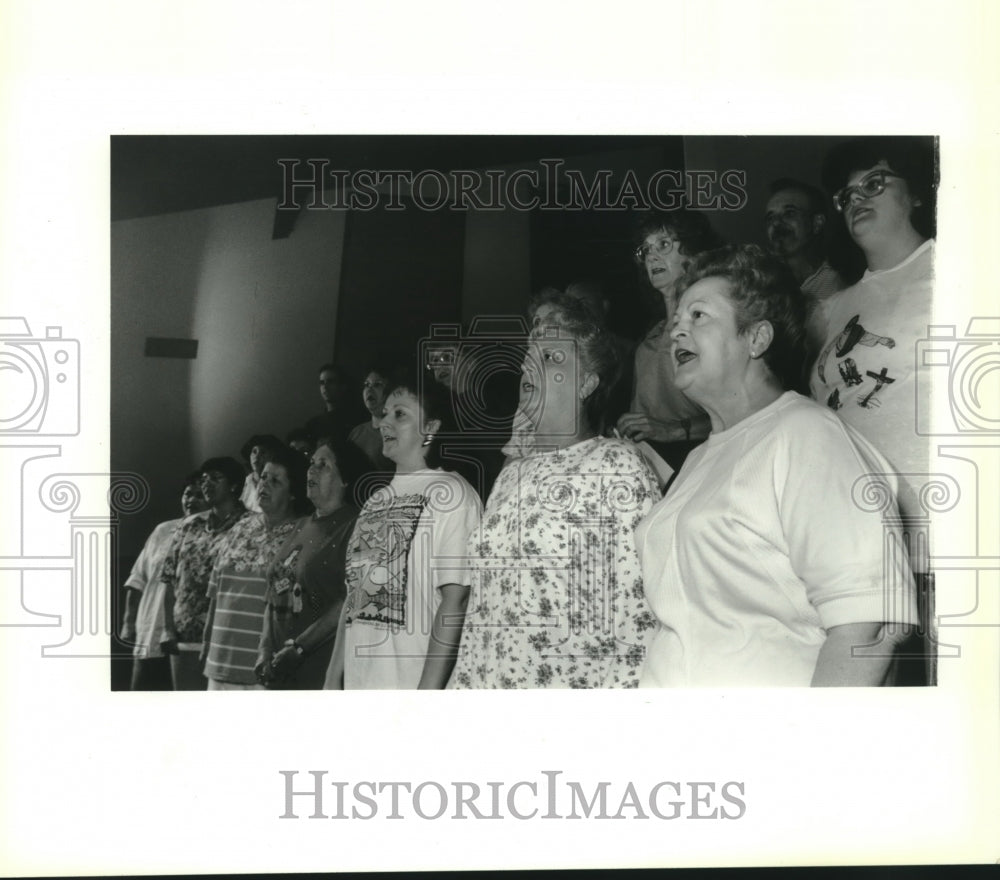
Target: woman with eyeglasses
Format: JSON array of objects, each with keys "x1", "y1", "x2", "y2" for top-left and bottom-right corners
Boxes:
[
  {"x1": 811, "y1": 137, "x2": 937, "y2": 528},
  {"x1": 810, "y1": 137, "x2": 938, "y2": 684},
  {"x1": 615, "y1": 209, "x2": 725, "y2": 472}
]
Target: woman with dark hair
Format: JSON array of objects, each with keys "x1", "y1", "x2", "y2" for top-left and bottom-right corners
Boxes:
[
  {"x1": 255, "y1": 437, "x2": 371, "y2": 689},
  {"x1": 812, "y1": 136, "x2": 938, "y2": 684},
  {"x1": 347, "y1": 364, "x2": 393, "y2": 470},
  {"x1": 160, "y1": 455, "x2": 248, "y2": 689},
  {"x1": 812, "y1": 136, "x2": 937, "y2": 531},
  {"x1": 120, "y1": 471, "x2": 207, "y2": 690},
  {"x1": 616, "y1": 209, "x2": 725, "y2": 470},
  {"x1": 325, "y1": 371, "x2": 483, "y2": 689},
  {"x1": 636, "y1": 245, "x2": 917, "y2": 687},
  {"x1": 201, "y1": 445, "x2": 305, "y2": 689},
  {"x1": 239, "y1": 433, "x2": 283, "y2": 512},
  {"x1": 449, "y1": 297, "x2": 660, "y2": 689}
]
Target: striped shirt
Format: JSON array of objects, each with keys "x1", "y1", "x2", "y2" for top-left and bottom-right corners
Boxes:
[{"x1": 204, "y1": 513, "x2": 297, "y2": 685}]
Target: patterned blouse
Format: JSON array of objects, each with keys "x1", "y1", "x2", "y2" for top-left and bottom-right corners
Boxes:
[
  {"x1": 448, "y1": 436, "x2": 660, "y2": 689},
  {"x1": 203, "y1": 512, "x2": 298, "y2": 684},
  {"x1": 161, "y1": 505, "x2": 247, "y2": 644},
  {"x1": 262, "y1": 505, "x2": 359, "y2": 688}
]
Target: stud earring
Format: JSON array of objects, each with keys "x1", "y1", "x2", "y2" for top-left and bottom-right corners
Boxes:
[{"x1": 422, "y1": 434, "x2": 433, "y2": 447}]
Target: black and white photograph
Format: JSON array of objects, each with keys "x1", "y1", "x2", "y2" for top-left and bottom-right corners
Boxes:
[
  {"x1": 110, "y1": 133, "x2": 938, "y2": 693},
  {"x1": 2, "y1": 1, "x2": 998, "y2": 874}
]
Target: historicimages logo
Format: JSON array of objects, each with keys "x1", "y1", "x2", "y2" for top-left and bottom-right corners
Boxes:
[
  {"x1": 0, "y1": 314, "x2": 148, "y2": 658},
  {"x1": 278, "y1": 770, "x2": 747, "y2": 821}
]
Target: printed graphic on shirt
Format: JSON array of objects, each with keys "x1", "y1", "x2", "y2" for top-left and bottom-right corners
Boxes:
[
  {"x1": 819, "y1": 314, "x2": 898, "y2": 412},
  {"x1": 344, "y1": 492, "x2": 427, "y2": 630},
  {"x1": 818, "y1": 315, "x2": 895, "y2": 381},
  {"x1": 857, "y1": 366, "x2": 896, "y2": 409}
]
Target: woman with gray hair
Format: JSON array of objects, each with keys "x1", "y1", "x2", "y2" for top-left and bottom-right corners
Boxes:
[
  {"x1": 449, "y1": 295, "x2": 660, "y2": 688},
  {"x1": 636, "y1": 245, "x2": 918, "y2": 687}
]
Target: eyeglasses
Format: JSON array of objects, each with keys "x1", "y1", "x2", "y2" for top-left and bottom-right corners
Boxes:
[
  {"x1": 832, "y1": 170, "x2": 903, "y2": 213},
  {"x1": 426, "y1": 348, "x2": 456, "y2": 369},
  {"x1": 634, "y1": 235, "x2": 678, "y2": 263}
]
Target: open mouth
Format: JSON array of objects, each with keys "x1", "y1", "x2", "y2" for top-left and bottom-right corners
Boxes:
[{"x1": 675, "y1": 348, "x2": 696, "y2": 366}]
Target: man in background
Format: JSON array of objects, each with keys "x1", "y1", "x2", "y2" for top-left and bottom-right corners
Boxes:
[{"x1": 764, "y1": 177, "x2": 846, "y2": 364}]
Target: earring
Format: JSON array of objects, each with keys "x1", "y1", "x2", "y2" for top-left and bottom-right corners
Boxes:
[{"x1": 422, "y1": 434, "x2": 433, "y2": 447}]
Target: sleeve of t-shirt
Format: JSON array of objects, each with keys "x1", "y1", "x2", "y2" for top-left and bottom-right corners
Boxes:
[
  {"x1": 123, "y1": 525, "x2": 160, "y2": 593},
  {"x1": 773, "y1": 405, "x2": 918, "y2": 630},
  {"x1": 427, "y1": 474, "x2": 483, "y2": 590}
]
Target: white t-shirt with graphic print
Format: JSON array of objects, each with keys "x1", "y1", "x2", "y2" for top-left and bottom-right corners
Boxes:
[{"x1": 340, "y1": 469, "x2": 482, "y2": 690}]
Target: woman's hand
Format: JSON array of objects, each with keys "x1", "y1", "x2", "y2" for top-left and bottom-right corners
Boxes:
[
  {"x1": 269, "y1": 644, "x2": 304, "y2": 678},
  {"x1": 254, "y1": 652, "x2": 275, "y2": 686},
  {"x1": 616, "y1": 412, "x2": 690, "y2": 443}
]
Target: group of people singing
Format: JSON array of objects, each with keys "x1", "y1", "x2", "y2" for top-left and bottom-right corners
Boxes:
[{"x1": 121, "y1": 135, "x2": 935, "y2": 689}]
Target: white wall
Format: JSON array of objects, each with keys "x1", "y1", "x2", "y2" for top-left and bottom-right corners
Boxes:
[{"x1": 112, "y1": 199, "x2": 346, "y2": 558}]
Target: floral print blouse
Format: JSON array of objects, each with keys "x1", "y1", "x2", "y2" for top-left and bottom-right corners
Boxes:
[
  {"x1": 160, "y1": 505, "x2": 247, "y2": 644},
  {"x1": 448, "y1": 436, "x2": 660, "y2": 689},
  {"x1": 207, "y1": 513, "x2": 298, "y2": 599}
]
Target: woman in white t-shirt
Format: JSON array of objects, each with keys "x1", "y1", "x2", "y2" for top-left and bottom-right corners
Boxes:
[
  {"x1": 324, "y1": 372, "x2": 482, "y2": 689},
  {"x1": 636, "y1": 244, "x2": 918, "y2": 687},
  {"x1": 811, "y1": 137, "x2": 938, "y2": 684},
  {"x1": 812, "y1": 136, "x2": 937, "y2": 532}
]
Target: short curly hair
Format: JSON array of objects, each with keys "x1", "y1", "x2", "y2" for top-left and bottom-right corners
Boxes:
[
  {"x1": 530, "y1": 291, "x2": 621, "y2": 434},
  {"x1": 676, "y1": 244, "x2": 808, "y2": 392}
]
